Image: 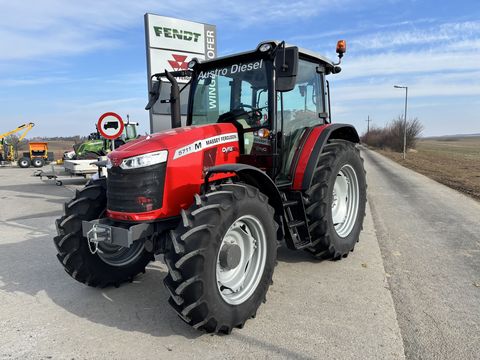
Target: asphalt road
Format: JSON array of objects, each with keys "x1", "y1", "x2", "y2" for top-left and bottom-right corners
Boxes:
[
  {"x1": 1, "y1": 148, "x2": 478, "y2": 359},
  {"x1": 363, "y1": 149, "x2": 480, "y2": 360},
  {"x1": 0, "y1": 166, "x2": 403, "y2": 359}
]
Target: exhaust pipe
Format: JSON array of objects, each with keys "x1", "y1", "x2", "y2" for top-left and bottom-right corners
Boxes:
[{"x1": 164, "y1": 71, "x2": 181, "y2": 129}]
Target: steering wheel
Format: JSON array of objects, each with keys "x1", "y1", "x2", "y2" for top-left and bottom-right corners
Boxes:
[{"x1": 238, "y1": 104, "x2": 265, "y2": 125}]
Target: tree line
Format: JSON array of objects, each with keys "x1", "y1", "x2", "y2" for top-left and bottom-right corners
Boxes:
[{"x1": 361, "y1": 116, "x2": 424, "y2": 152}]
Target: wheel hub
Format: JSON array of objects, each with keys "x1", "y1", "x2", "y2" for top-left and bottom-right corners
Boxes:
[
  {"x1": 219, "y1": 243, "x2": 242, "y2": 270},
  {"x1": 216, "y1": 215, "x2": 267, "y2": 305},
  {"x1": 331, "y1": 164, "x2": 360, "y2": 238}
]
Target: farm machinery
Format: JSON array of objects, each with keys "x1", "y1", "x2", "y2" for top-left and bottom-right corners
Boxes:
[
  {"x1": 18, "y1": 141, "x2": 51, "y2": 168},
  {"x1": 63, "y1": 117, "x2": 139, "y2": 176},
  {"x1": 0, "y1": 122, "x2": 52, "y2": 168},
  {"x1": 0, "y1": 123, "x2": 35, "y2": 163},
  {"x1": 54, "y1": 40, "x2": 366, "y2": 334}
]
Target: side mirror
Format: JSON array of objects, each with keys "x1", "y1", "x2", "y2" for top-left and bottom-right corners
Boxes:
[
  {"x1": 145, "y1": 79, "x2": 162, "y2": 110},
  {"x1": 275, "y1": 46, "x2": 298, "y2": 92}
]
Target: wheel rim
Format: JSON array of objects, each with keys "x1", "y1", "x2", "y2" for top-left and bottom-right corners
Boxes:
[
  {"x1": 332, "y1": 164, "x2": 359, "y2": 238},
  {"x1": 96, "y1": 241, "x2": 145, "y2": 267},
  {"x1": 216, "y1": 215, "x2": 267, "y2": 305}
]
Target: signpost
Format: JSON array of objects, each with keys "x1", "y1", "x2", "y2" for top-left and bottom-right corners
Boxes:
[
  {"x1": 97, "y1": 112, "x2": 124, "y2": 150},
  {"x1": 144, "y1": 14, "x2": 217, "y2": 133}
]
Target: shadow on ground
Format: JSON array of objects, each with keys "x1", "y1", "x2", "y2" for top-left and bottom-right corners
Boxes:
[
  {"x1": 0, "y1": 216, "x2": 325, "y2": 341},
  {"x1": 276, "y1": 245, "x2": 323, "y2": 263},
  {"x1": 0, "y1": 228, "x2": 201, "y2": 338},
  {"x1": 0, "y1": 182, "x2": 75, "y2": 199}
]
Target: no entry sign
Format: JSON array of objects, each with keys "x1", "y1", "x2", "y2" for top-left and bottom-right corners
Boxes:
[{"x1": 97, "y1": 112, "x2": 124, "y2": 140}]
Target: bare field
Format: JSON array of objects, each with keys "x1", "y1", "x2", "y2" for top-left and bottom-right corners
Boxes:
[{"x1": 375, "y1": 136, "x2": 480, "y2": 200}]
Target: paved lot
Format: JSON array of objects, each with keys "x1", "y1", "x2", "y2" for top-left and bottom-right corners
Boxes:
[{"x1": 0, "y1": 166, "x2": 404, "y2": 359}]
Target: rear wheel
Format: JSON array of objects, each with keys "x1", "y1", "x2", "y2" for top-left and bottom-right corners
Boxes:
[
  {"x1": 304, "y1": 140, "x2": 366, "y2": 259},
  {"x1": 164, "y1": 183, "x2": 278, "y2": 334},
  {"x1": 54, "y1": 179, "x2": 153, "y2": 287},
  {"x1": 32, "y1": 158, "x2": 45, "y2": 168},
  {"x1": 18, "y1": 157, "x2": 31, "y2": 168}
]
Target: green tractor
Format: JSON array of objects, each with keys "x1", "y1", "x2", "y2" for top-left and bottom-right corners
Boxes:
[{"x1": 65, "y1": 118, "x2": 139, "y2": 160}]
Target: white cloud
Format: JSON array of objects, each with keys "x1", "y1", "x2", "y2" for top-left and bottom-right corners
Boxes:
[
  {"x1": 81, "y1": 97, "x2": 145, "y2": 109},
  {"x1": 331, "y1": 69, "x2": 480, "y2": 109},
  {"x1": 0, "y1": 2, "x2": 478, "y2": 137},
  {"x1": 351, "y1": 21, "x2": 480, "y2": 50},
  {"x1": 337, "y1": 41, "x2": 480, "y2": 81},
  {"x1": 0, "y1": 76, "x2": 69, "y2": 86},
  {"x1": 0, "y1": 0, "x2": 358, "y2": 62}
]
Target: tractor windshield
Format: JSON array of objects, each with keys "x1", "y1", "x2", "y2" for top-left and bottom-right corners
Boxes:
[{"x1": 190, "y1": 58, "x2": 272, "y2": 129}]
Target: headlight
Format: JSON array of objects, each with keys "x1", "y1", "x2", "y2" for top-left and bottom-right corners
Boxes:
[{"x1": 120, "y1": 150, "x2": 168, "y2": 170}]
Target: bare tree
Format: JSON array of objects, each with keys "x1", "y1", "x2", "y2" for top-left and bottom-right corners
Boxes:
[
  {"x1": 361, "y1": 116, "x2": 423, "y2": 152},
  {"x1": 4, "y1": 134, "x2": 26, "y2": 159},
  {"x1": 406, "y1": 117, "x2": 424, "y2": 149}
]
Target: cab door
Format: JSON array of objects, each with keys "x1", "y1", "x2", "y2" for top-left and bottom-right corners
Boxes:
[{"x1": 277, "y1": 58, "x2": 327, "y2": 182}]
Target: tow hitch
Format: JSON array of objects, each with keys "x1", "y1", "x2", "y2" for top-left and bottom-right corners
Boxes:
[
  {"x1": 82, "y1": 219, "x2": 154, "y2": 252},
  {"x1": 86, "y1": 223, "x2": 112, "y2": 254}
]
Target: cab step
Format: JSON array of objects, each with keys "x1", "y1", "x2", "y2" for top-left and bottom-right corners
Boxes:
[{"x1": 281, "y1": 192, "x2": 312, "y2": 250}]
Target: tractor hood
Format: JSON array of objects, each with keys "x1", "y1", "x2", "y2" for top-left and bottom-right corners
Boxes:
[{"x1": 108, "y1": 123, "x2": 239, "y2": 165}]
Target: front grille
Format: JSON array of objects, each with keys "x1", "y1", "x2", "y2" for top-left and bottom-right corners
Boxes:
[{"x1": 107, "y1": 162, "x2": 166, "y2": 213}]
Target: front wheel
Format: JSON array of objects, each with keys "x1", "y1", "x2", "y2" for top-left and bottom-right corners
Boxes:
[
  {"x1": 164, "y1": 183, "x2": 279, "y2": 334},
  {"x1": 304, "y1": 140, "x2": 367, "y2": 259},
  {"x1": 54, "y1": 179, "x2": 153, "y2": 287},
  {"x1": 18, "y1": 157, "x2": 31, "y2": 168}
]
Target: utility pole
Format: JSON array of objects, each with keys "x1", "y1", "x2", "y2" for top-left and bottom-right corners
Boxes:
[
  {"x1": 394, "y1": 85, "x2": 409, "y2": 160},
  {"x1": 366, "y1": 115, "x2": 372, "y2": 140}
]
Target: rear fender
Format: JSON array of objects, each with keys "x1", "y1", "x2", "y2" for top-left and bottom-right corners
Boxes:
[{"x1": 292, "y1": 124, "x2": 359, "y2": 190}]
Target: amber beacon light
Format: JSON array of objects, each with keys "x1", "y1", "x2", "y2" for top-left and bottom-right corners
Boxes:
[{"x1": 336, "y1": 40, "x2": 347, "y2": 56}]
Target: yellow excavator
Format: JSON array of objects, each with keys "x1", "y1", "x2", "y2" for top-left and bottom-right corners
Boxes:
[{"x1": 0, "y1": 123, "x2": 35, "y2": 163}]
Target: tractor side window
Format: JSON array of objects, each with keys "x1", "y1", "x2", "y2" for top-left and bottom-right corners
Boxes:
[
  {"x1": 278, "y1": 59, "x2": 324, "y2": 179},
  {"x1": 240, "y1": 82, "x2": 269, "y2": 127},
  {"x1": 124, "y1": 125, "x2": 137, "y2": 140},
  {"x1": 154, "y1": 84, "x2": 190, "y2": 116},
  {"x1": 239, "y1": 81, "x2": 270, "y2": 155}
]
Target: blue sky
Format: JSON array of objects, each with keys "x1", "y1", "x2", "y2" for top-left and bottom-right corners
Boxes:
[{"x1": 0, "y1": 0, "x2": 479, "y2": 137}]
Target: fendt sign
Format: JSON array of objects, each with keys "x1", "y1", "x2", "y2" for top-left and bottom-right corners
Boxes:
[
  {"x1": 144, "y1": 14, "x2": 217, "y2": 132},
  {"x1": 153, "y1": 26, "x2": 202, "y2": 42}
]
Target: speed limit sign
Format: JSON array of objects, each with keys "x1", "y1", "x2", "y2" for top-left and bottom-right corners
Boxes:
[{"x1": 97, "y1": 112, "x2": 124, "y2": 140}]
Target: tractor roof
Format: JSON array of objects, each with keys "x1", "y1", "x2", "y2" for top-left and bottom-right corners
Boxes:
[
  {"x1": 294, "y1": 45, "x2": 336, "y2": 68},
  {"x1": 196, "y1": 40, "x2": 336, "y2": 70}
]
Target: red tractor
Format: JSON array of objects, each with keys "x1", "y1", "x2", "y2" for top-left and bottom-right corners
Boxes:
[{"x1": 54, "y1": 40, "x2": 366, "y2": 334}]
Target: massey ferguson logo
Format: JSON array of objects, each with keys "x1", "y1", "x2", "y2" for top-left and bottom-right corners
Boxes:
[
  {"x1": 168, "y1": 54, "x2": 189, "y2": 71},
  {"x1": 174, "y1": 133, "x2": 239, "y2": 159}
]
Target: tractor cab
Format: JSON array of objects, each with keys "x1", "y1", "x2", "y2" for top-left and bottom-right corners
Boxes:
[{"x1": 148, "y1": 40, "x2": 346, "y2": 182}]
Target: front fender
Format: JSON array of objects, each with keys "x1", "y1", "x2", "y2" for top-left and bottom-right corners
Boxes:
[{"x1": 205, "y1": 164, "x2": 283, "y2": 213}]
